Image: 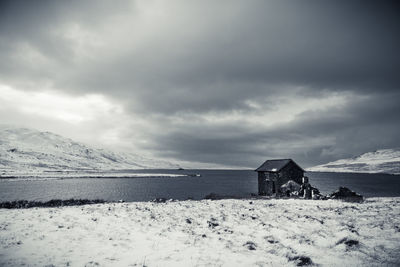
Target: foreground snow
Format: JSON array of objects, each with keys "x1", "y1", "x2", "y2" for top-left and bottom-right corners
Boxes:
[
  {"x1": 307, "y1": 149, "x2": 400, "y2": 174},
  {"x1": 1, "y1": 198, "x2": 399, "y2": 266}
]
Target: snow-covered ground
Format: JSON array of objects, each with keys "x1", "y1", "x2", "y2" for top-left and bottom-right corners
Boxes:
[
  {"x1": 1, "y1": 198, "x2": 399, "y2": 266},
  {"x1": 308, "y1": 149, "x2": 400, "y2": 174},
  {"x1": 0, "y1": 126, "x2": 179, "y2": 174}
]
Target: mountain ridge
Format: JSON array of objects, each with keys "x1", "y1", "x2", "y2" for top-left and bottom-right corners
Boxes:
[
  {"x1": 0, "y1": 126, "x2": 179, "y2": 173},
  {"x1": 307, "y1": 149, "x2": 400, "y2": 174}
]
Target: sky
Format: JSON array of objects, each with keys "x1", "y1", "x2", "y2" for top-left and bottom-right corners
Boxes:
[{"x1": 0, "y1": 0, "x2": 399, "y2": 168}]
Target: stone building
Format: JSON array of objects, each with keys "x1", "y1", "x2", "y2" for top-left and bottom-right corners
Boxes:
[{"x1": 255, "y1": 159, "x2": 305, "y2": 196}]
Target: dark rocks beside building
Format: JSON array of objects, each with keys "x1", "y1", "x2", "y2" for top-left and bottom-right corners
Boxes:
[{"x1": 328, "y1": 187, "x2": 364, "y2": 202}]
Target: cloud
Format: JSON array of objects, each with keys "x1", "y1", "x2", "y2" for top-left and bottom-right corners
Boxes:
[
  {"x1": 0, "y1": 0, "x2": 399, "y2": 167},
  {"x1": 0, "y1": 84, "x2": 146, "y2": 154},
  {"x1": 0, "y1": 84, "x2": 123, "y2": 123}
]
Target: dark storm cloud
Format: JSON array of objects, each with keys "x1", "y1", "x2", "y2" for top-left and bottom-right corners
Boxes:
[
  {"x1": 0, "y1": 0, "x2": 399, "y2": 167},
  {"x1": 144, "y1": 91, "x2": 400, "y2": 167},
  {"x1": 0, "y1": 0, "x2": 132, "y2": 83},
  {"x1": 2, "y1": 1, "x2": 399, "y2": 96},
  {"x1": 53, "y1": 0, "x2": 400, "y2": 118}
]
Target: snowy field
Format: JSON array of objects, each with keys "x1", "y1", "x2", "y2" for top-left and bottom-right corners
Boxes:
[{"x1": 1, "y1": 198, "x2": 399, "y2": 266}]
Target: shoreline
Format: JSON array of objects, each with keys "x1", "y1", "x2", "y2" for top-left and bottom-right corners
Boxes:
[{"x1": 1, "y1": 194, "x2": 396, "y2": 210}]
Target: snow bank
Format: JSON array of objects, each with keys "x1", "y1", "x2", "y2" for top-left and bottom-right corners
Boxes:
[{"x1": 1, "y1": 198, "x2": 399, "y2": 266}]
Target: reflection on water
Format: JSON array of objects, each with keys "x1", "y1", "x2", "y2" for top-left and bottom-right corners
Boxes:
[{"x1": 0, "y1": 170, "x2": 399, "y2": 201}]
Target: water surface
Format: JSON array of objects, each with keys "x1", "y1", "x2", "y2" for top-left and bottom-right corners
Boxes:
[{"x1": 0, "y1": 170, "x2": 399, "y2": 201}]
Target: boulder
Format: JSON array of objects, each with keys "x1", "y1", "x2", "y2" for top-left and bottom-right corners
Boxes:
[
  {"x1": 280, "y1": 180, "x2": 301, "y2": 196},
  {"x1": 329, "y1": 187, "x2": 363, "y2": 202}
]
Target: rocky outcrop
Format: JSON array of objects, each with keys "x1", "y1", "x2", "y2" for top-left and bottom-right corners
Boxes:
[{"x1": 328, "y1": 187, "x2": 363, "y2": 202}]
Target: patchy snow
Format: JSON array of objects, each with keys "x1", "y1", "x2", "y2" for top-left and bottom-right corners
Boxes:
[
  {"x1": 307, "y1": 149, "x2": 400, "y2": 174},
  {"x1": 0, "y1": 126, "x2": 180, "y2": 174},
  {"x1": 1, "y1": 198, "x2": 399, "y2": 266}
]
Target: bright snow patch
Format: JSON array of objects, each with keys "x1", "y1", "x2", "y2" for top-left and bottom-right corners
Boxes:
[{"x1": 1, "y1": 198, "x2": 399, "y2": 266}]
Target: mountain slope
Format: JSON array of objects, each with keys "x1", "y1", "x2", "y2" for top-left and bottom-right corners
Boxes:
[
  {"x1": 307, "y1": 149, "x2": 400, "y2": 174},
  {"x1": 0, "y1": 126, "x2": 179, "y2": 173}
]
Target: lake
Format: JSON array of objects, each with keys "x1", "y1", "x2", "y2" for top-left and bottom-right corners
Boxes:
[{"x1": 0, "y1": 170, "x2": 399, "y2": 202}]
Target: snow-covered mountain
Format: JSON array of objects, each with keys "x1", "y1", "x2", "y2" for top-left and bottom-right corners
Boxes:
[
  {"x1": 307, "y1": 149, "x2": 400, "y2": 174},
  {"x1": 0, "y1": 126, "x2": 179, "y2": 174}
]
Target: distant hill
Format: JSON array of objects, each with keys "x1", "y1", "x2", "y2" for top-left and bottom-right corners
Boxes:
[
  {"x1": 307, "y1": 149, "x2": 400, "y2": 174},
  {"x1": 0, "y1": 126, "x2": 179, "y2": 174}
]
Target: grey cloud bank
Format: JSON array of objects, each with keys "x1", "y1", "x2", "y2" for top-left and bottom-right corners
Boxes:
[{"x1": 0, "y1": 0, "x2": 399, "y2": 168}]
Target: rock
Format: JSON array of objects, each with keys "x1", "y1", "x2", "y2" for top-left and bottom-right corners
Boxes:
[
  {"x1": 281, "y1": 180, "x2": 301, "y2": 196},
  {"x1": 207, "y1": 218, "x2": 219, "y2": 228},
  {"x1": 336, "y1": 237, "x2": 360, "y2": 250},
  {"x1": 329, "y1": 187, "x2": 363, "y2": 202},
  {"x1": 344, "y1": 239, "x2": 359, "y2": 247},
  {"x1": 289, "y1": 256, "x2": 313, "y2": 266},
  {"x1": 151, "y1": 198, "x2": 167, "y2": 203},
  {"x1": 244, "y1": 241, "x2": 257, "y2": 250}
]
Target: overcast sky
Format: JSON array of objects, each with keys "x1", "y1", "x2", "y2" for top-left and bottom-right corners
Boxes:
[{"x1": 0, "y1": 0, "x2": 399, "y2": 168}]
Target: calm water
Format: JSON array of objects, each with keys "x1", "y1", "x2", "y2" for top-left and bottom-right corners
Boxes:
[{"x1": 0, "y1": 170, "x2": 399, "y2": 202}]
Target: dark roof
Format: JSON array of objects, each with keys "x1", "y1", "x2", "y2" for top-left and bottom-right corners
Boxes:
[{"x1": 255, "y1": 159, "x2": 305, "y2": 172}]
